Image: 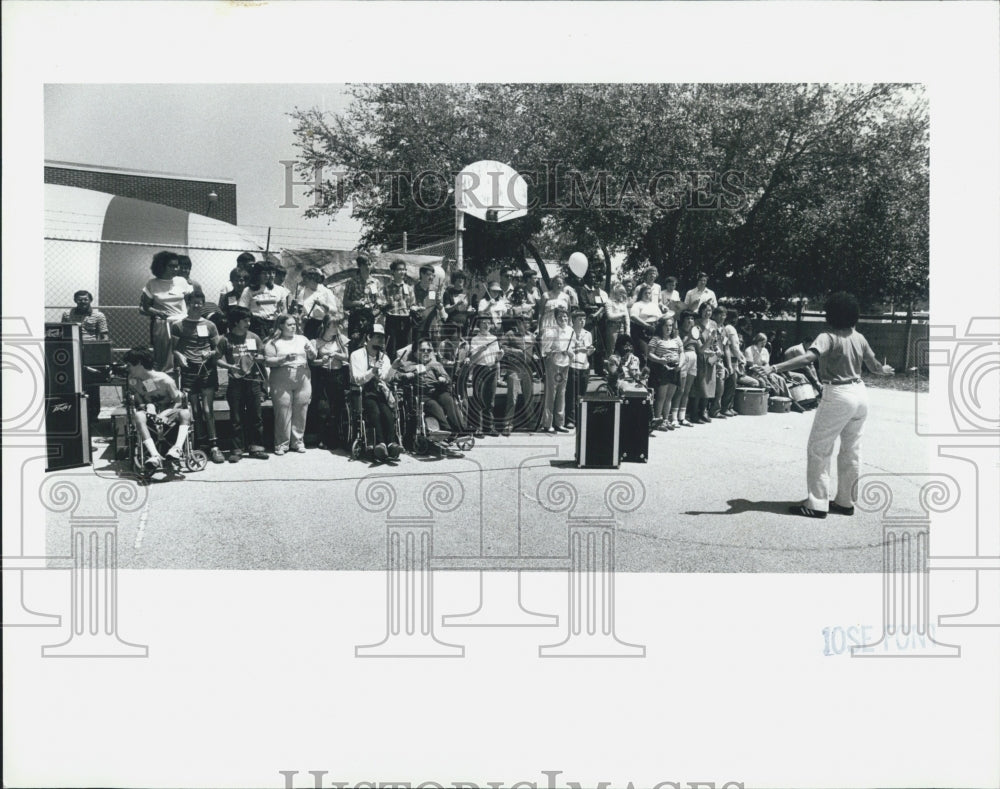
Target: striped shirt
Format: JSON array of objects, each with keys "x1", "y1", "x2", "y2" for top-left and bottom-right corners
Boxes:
[{"x1": 61, "y1": 308, "x2": 108, "y2": 341}]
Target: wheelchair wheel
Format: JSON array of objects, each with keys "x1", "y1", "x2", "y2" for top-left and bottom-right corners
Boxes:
[
  {"x1": 186, "y1": 449, "x2": 209, "y2": 472},
  {"x1": 350, "y1": 437, "x2": 364, "y2": 460},
  {"x1": 455, "y1": 435, "x2": 475, "y2": 452}
]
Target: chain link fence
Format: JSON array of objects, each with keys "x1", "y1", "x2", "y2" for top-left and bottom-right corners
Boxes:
[{"x1": 45, "y1": 237, "x2": 261, "y2": 356}]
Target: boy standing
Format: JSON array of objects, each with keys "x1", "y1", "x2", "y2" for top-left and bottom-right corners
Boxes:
[
  {"x1": 171, "y1": 291, "x2": 225, "y2": 463},
  {"x1": 216, "y1": 306, "x2": 269, "y2": 462}
]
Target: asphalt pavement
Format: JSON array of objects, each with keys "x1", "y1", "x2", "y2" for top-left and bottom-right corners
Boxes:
[{"x1": 47, "y1": 387, "x2": 931, "y2": 572}]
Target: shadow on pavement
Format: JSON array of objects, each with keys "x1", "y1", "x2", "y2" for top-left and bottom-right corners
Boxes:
[{"x1": 685, "y1": 499, "x2": 799, "y2": 516}]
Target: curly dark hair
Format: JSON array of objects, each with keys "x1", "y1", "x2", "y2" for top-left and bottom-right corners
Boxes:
[
  {"x1": 150, "y1": 250, "x2": 180, "y2": 278},
  {"x1": 824, "y1": 292, "x2": 860, "y2": 330}
]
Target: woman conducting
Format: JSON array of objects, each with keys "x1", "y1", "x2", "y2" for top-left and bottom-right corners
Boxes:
[{"x1": 764, "y1": 292, "x2": 894, "y2": 519}]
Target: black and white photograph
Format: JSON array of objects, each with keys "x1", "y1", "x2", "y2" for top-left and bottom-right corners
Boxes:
[{"x1": 4, "y1": 3, "x2": 999, "y2": 788}]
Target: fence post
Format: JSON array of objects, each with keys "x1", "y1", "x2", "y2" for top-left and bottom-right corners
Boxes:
[
  {"x1": 795, "y1": 299, "x2": 804, "y2": 343},
  {"x1": 902, "y1": 303, "x2": 914, "y2": 370}
]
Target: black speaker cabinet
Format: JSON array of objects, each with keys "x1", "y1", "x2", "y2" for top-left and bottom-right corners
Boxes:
[
  {"x1": 81, "y1": 340, "x2": 113, "y2": 367},
  {"x1": 45, "y1": 393, "x2": 92, "y2": 472},
  {"x1": 619, "y1": 386, "x2": 651, "y2": 463},
  {"x1": 44, "y1": 322, "x2": 83, "y2": 395},
  {"x1": 576, "y1": 394, "x2": 620, "y2": 468}
]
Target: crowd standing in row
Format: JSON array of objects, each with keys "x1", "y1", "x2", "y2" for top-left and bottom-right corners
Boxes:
[{"x1": 68, "y1": 250, "x2": 830, "y2": 469}]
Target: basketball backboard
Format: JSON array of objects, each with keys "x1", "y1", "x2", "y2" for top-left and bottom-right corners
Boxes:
[{"x1": 455, "y1": 160, "x2": 528, "y2": 223}]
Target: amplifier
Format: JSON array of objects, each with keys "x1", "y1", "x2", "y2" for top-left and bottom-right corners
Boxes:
[
  {"x1": 44, "y1": 322, "x2": 83, "y2": 395},
  {"x1": 576, "y1": 394, "x2": 620, "y2": 468},
  {"x1": 619, "y1": 386, "x2": 651, "y2": 463},
  {"x1": 45, "y1": 393, "x2": 92, "y2": 472},
  {"x1": 81, "y1": 340, "x2": 113, "y2": 367}
]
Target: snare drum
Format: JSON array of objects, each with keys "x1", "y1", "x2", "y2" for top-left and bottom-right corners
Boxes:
[
  {"x1": 788, "y1": 382, "x2": 816, "y2": 404},
  {"x1": 768, "y1": 396, "x2": 792, "y2": 413}
]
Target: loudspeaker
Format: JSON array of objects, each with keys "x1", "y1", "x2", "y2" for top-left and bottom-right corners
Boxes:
[
  {"x1": 619, "y1": 387, "x2": 651, "y2": 463},
  {"x1": 44, "y1": 322, "x2": 83, "y2": 395},
  {"x1": 45, "y1": 393, "x2": 92, "y2": 472},
  {"x1": 576, "y1": 394, "x2": 620, "y2": 468}
]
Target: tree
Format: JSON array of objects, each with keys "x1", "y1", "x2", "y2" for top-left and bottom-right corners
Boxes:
[{"x1": 290, "y1": 83, "x2": 928, "y2": 311}]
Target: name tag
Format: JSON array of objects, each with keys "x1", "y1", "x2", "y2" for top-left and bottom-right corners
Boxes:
[
  {"x1": 227, "y1": 296, "x2": 238, "y2": 305},
  {"x1": 245, "y1": 338, "x2": 257, "y2": 351},
  {"x1": 142, "y1": 379, "x2": 157, "y2": 392},
  {"x1": 196, "y1": 323, "x2": 209, "y2": 337},
  {"x1": 428, "y1": 290, "x2": 436, "y2": 301}
]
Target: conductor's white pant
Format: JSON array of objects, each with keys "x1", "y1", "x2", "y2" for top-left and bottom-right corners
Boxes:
[{"x1": 805, "y1": 381, "x2": 868, "y2": 512}]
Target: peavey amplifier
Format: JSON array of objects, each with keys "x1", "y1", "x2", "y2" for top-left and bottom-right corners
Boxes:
[
  {"x1": 576, "y1": 394, "x2": 620, "y2": 468},
  {"x1": 44, "y1": 322, "x2": 83, "y2": 396},
  {"x1": 45, "y1": 393, "x2": 92, "y2": 472},
  {"x1": 619, "y1": 385, "x2": 651, "y2": 463}
]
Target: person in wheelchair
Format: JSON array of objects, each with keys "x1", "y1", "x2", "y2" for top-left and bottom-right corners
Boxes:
[
  {"x1": 122, "y1": 346, "x2": 193, "y2": 471},
  {"x1": 349, "y1": 324, "x2": 405, "y2": 463},
  {"x1": 398, "y1": 341, "x2": 467, "y2": 441}
]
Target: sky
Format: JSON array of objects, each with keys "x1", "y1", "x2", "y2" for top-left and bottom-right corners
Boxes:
[{"x1": 44, "y1": 83, "x2": 365, "y2": 250}]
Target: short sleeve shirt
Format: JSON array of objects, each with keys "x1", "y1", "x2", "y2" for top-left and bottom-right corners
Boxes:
[
  {"x1": 239, "y1": 285, "x2": 289, "y2": 318},
  {"x1": 171, "y1": 318, "x2": 219, "y2": 365},
  {"x1": 809, "y1": 330, "x2": 877, "y2": 384},
  {"x1": 62, "y1": 308, "x2": 108, "y2": 341},
  {"x1": 143, "y1": 276, "x2": 193, "y2": 318},
  {"x1": 218, "y1": 331, "x2": 264, "y2": 380}
]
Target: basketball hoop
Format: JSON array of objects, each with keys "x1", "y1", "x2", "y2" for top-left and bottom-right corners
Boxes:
[{"x1": 455, "y1": 161, "x2": 528, "y2": 223}]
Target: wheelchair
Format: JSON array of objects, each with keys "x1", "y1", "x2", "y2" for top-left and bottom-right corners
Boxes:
[
  {"x1": 345, "y1": 383, "x2": 405, "y2": 462},
  {"x1": 117, "y1": 383, "x2": 207, "y2": 482},
  {"x1": 397, "y1": 381, "x2": 473, "y2": 458}
]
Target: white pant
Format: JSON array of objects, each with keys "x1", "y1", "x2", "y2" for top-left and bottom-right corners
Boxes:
[{"x1": 805, "y1": 382, "x2": 868, "y2": 511}]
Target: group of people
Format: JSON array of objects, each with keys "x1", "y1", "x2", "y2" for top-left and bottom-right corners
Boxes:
[{"x1": 71, "y1": 249, "x2": 895, "y2": 518}]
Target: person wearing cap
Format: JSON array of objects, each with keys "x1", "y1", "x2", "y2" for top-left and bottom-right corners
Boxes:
[
  {"x1": 349, "y1": 323, "x2": 405, "y2": 462},
  {"x1": 683, "y1": 272, "x2": 718, "y2": 312},
  {"x1": 478, "y1": 281, "x2": 509, "y2": 329},
  {"x1": 398, "y1": 341, "x2": 467, "y2": 442},
  {"x1": 383, "y1": 258, "x2": 417, "y2": 358},
  {"x1": 343, "y1": 254, "x2": 386, "y2": 351},
  {"x1": 239, "y1": 262, "x2": 291, "y2": 339},
  {"x1": 294, "y1": 266, "x2": 340, "y2": 340}
]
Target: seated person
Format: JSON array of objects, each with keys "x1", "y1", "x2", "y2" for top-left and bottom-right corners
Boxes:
[
  {"x1": 122, "y1": 346, "x2": 192, "y2": 471},
  {"x1": 783, "y1": 336, "x2": 823, "y2": 395},
  {"x1": 399, "y1": 341, "x2": 467, "y2": 438},
  {"x1": 614, "y1": 334, "x2": 645, "y2": 385},
  {"x1": 348, "y1": 324, "x2": 405, "y2": 463}
]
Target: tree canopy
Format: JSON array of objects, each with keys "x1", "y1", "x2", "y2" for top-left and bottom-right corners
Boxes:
[{"x1": 290, "y1": 83, "x2": 928, "y2": 311}]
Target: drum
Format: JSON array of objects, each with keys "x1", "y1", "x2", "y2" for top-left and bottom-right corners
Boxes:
[
  {"x1": 768, "y1": 396, "x2": 792, "y2": 413},
  {"x1": 735, "y1": 387, "x2": 768, "y2": 415},
  {"x1": 789, "y1": 382, "x2": 818, "y2": 409}
]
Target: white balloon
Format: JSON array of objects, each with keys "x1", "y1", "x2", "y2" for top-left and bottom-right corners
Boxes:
[{"x1": 568, "y1": 251, "x2": 588, "y2": 278}]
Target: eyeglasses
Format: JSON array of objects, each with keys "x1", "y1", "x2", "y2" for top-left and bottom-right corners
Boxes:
[{"x1": 419, "y1": 348, "x2": 433, "y2": 354}]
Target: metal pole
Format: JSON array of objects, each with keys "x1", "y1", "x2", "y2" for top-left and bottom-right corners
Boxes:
[
  {"x1": 403, "y1": 231, "x2": 408, "y2": 253},
  {"x1": 265, "y1": 227, "x2": 271, "y2": 260},
  {"x1": 455, "y1": 208, "x2": 464, "y2": 271}
]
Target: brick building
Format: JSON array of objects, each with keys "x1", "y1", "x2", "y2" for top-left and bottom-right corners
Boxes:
[{"x1": 44, "y1": 160, "x2": 238, "y2": 225}]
